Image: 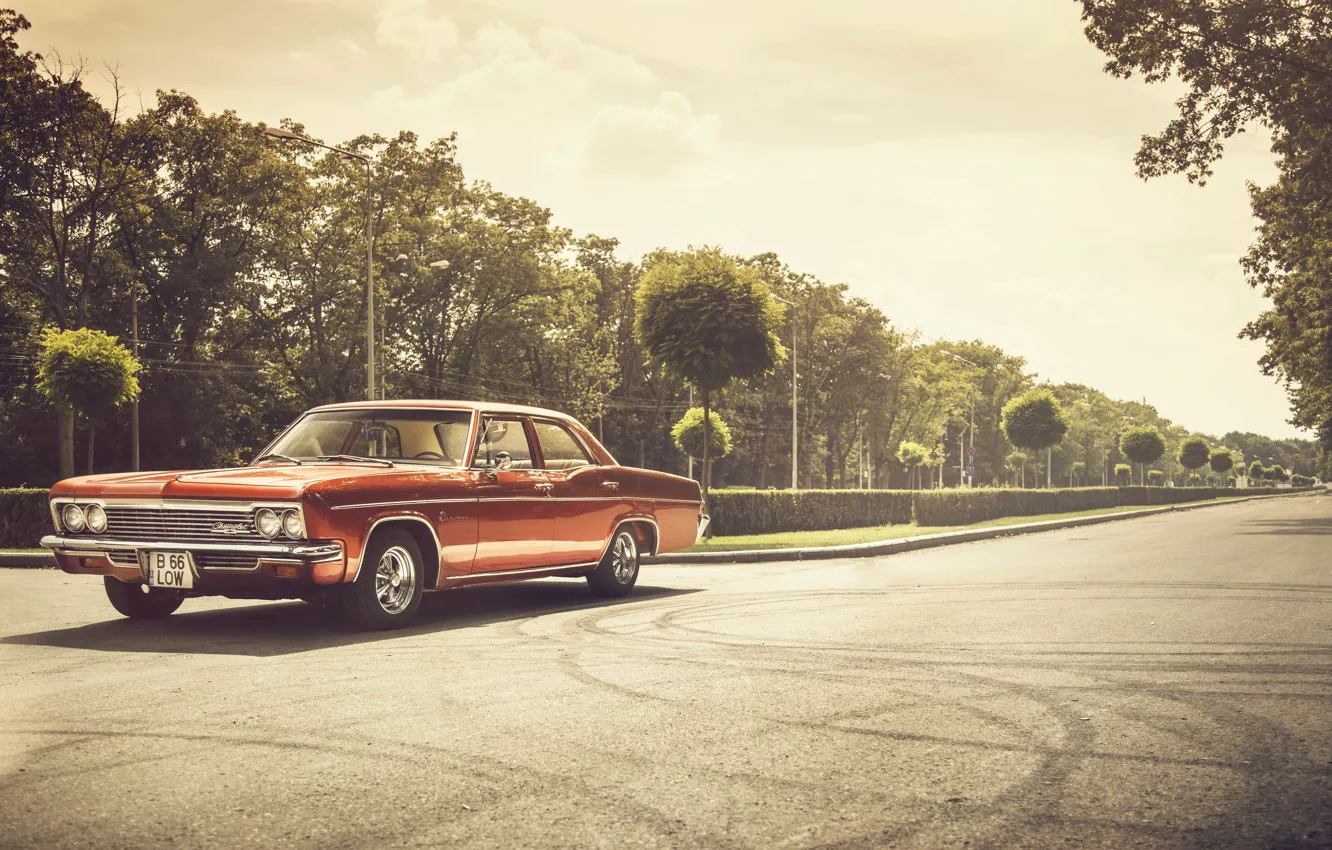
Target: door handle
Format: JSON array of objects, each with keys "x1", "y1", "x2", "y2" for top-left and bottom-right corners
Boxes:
[
  {"x1": 534, "y1": 482, "x2": 554, "y2": 493},
  {"x1": 601, "y1": 481, "x2": 620, "y2": 490}
]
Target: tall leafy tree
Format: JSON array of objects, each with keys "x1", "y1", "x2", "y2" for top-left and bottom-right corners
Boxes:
[
  {"x1": 635, "y1": 247, "x2": 784, "y2": 503},
  {"x1": 1001, "y1": 388, "x2": 1069, "y2": 488},
  {"x1": 1120, "y1": 425, "x2": 1167, "y2": 485},
  {"x1": 1178, "y1": 437, "x2": 1211, "y2": 478},
  {"x1": 36, "y1": 328, "x2": 140, "y2": 473}
]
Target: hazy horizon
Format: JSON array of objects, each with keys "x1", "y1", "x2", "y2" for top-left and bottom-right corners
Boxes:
[{"x1": 18, "y1": 0, "x2": 1304, "y2": 440}]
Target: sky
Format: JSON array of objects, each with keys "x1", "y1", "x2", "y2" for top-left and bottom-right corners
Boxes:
[{"x1": 18, "y1": 0, "x2": 1303, "y2": 439}]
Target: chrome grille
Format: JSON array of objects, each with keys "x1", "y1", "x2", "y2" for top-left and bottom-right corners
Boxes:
[
  {"x1": 103, "y1": 506, "x2": 259, "y2": 543},
  {"x1": 194, "y1": 552, "x2": 260, "y2": 571}
]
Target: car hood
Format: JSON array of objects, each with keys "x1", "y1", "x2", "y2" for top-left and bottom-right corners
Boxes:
[{"x1": 52, "y1": 464, "x2": 456, "y2": 503}]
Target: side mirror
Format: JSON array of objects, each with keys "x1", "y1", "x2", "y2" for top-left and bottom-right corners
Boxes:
[{"x1": 486, "y1": 451, "x2": 512, "y2": 479}]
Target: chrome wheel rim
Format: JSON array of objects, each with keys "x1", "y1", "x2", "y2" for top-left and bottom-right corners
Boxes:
[
  {"x1": 611, "y1": 532, "x2": 637, "y2": 583},
  {"x1": 375, "y1": 545, "x2": 416, "y2": 615}
]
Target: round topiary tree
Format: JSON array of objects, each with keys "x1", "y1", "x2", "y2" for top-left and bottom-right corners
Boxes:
[
  {"x1": 1114, "y1": 463, "x2": 1132, "y2": 485},
  {"x1": 1070, "y1": 461, "x2": 1086, "y2": 487},
  {"x1": 636, "y1": 247, "x2": 784, "y2": 505},
  {"x1": 1209, "y1": 448, "x2": 1235, "y2": 481},
  {"x1": 1001, "y1": 388, "x2": 1068, "y2": 488},
  {"x1": 671, "y1": 408, "x2": 732, "y2": 483},
  {"x1": 1148, "y1": 469, "x2": 1165, "y2": 486},
  {"x1": 1119, "y1": 426, "x2": 1165, "y2": 486},
  {"x1": 1272, "y1": 464, "x2": 1289, "y2": 483},
  {"x1": 1248, "y1": 459, "x2": 1264, "y2": 482},
  {"x1": 1178, "y1": 438, "x2": 1210, "y2": 478},
  {"x1": 37, "y1": 327, "x2": 142, "y2": 476},
  {"x1": 897, "y1": 441, "x2": 931, "y2": 490}
]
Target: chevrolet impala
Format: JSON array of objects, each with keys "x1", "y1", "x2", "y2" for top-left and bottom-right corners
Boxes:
[{"x1": 41, "y1": 401, "x2": 709, "y2": 629}]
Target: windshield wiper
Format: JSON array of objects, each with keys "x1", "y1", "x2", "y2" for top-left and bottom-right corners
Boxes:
[
  {"x1": 317, "y1": 455, "x2": 396, "y2": 467},
  {"x1": 254, "y1": 453, "x2": 304, "y2": 465}
]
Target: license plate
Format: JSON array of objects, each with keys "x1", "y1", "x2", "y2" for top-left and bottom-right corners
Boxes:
[{"x1": 142, "y1": 551, "x2": 194, "y2": 589}]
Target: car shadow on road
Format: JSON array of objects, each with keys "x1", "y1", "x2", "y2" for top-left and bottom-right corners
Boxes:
[
  {"x1": 1235, "y1": 517, "x2": 1332, "y2": 535},
  {"x1": 0, "y1": 580, "x2": 700, "y2": 658}
]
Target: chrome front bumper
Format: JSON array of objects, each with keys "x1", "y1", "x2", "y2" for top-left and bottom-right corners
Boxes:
[{"x1": 40, "y1": 535, "x2": 342, "y2": 561}]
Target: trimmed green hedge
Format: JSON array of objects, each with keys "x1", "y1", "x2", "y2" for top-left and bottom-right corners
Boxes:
[
  {"x1": 709, "y1": 489, "x2": 914, "y2": 536},
  {"x1": 0, "y1": 488, "x2": 50, "y2": 548},
  {"x1": 711, "y1": 485, "x2": 1308, "y2": 535}
]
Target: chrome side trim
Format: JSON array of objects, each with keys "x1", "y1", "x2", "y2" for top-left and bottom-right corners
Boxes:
[
  {"x1": 40, "y1": 535, "x2": 341, "y2": 559},
  {"x1": 446, "y1": 562, "x2": 597, "y2": 581},
  {"x1": 332, "y1": 497, "x2": 477, "y2": 511}
]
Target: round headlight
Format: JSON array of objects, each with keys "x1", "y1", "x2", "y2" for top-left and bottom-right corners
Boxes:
[
  {"x1": 85, "y1": 504, "x2": 108, "y2": 533},
  {"x1": 255, "y1": 508, "x2": 281, "y2": 539},
  {"x1": 281, "y1": 510, "x2": 305, "y2": 539},
  {"x1": 62, "y1": 504, "x2": 86, "y2": 533}
]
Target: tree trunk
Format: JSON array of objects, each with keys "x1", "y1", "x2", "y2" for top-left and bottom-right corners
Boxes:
[
  {"x1": 87, "y1": 421, "x2": 95, "y2": 475},
  {"x1": 701, "y1": 386, "x2": 711, "y2": 510},
  {"x1": 57, "y1": 405, "x2": 75, "y2": 480},
  {"x1": 1046, "y1": 447, "x2": 1052, "y2": 489}
]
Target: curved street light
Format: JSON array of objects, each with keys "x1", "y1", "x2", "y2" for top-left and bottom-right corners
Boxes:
[{"x1": 262, "y1": 127, "x2": 376, "y2": 400}]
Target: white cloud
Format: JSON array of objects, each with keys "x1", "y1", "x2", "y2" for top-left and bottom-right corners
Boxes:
[
  {"x1": 340, "y1": 39, "x2": 366, "y2": 55},
  {"x1": 375, "y1": 0, "x2": 459, "y2": 63},
  {"x1": 583, "y1": 91, "x2": 720, "y2": 177}
]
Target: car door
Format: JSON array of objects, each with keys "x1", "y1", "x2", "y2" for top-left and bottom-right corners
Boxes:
[
  {"x1": 534, "y1": 418, "x2": 626, "y2": 565},
  {"x1": 470, "y1": 415, "x2": 558, "y2": 572}
]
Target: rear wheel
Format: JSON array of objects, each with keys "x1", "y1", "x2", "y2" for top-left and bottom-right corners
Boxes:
[
  {"x1": 104, "y1": 577, "x2": 185, "y2": 619},
  {"x1": 337, "y1": 529, "x2": 425, "y2": 630},
  {"x1": 587, "y1": 527, "x2": 639, "y2": 597}
]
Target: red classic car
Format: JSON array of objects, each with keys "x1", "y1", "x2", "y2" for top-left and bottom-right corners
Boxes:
[{"x1": 41, "y1": 401, "x2": 709, "y2": 629}]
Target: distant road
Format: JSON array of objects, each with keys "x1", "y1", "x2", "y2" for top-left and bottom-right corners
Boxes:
[{"x1": 1, "y1": 495, "x2": 1329, "y2": 849}]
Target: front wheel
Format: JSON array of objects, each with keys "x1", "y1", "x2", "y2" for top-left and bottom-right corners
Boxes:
[
  {"x1": 104, "y1": 577, "x2": 185, "y2": 619},
  {"x1": 337, "y1": 529, "x2": 425, "y2": 630},
  {"x1": 587, "y1": 527, "x2": 639, "y2": 597}
]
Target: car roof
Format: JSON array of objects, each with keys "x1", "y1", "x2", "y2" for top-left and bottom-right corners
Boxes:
[{"x1": 309, "y1": 399, "x2": 574, "y2": 420}]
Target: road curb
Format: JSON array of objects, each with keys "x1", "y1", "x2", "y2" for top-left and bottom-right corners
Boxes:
[
  {"x1": 0, "y1": 552, "x2": 55, "y2": 568},
  {"x1": 645, "y1": 491, "x2": 1317, "y2": 566}
]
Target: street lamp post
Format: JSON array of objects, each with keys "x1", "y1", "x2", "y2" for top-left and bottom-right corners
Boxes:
[
  {"x1": 262, "y1": 127, "x2": 375, "y2": 401},
  {"x1": 770, "y1": 294, "x2": 798, "y2": 490},
  {"x1": 944, "y1": 351, "x2": 980, "y2": 487}
]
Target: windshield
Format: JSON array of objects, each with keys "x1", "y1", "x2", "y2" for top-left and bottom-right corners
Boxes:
[{"x1": 261, "y1": 410, "x2": 474, "y2": 467}]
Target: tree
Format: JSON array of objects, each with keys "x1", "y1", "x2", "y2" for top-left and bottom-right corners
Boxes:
[
  {"x1": 1001, "y1": 388, "x2": 1068, "y2": 488},
  {"x1": 1249, "y1": 459, "x2": 1265, "y2": 482},
  {"x1": 1149, "y1": 469, "x2": 1165, "y2": 486},
  {"x1": 1120, "y1": 426, "x2": 1166, "y2": 485},
  {"x1": 671, "y1": 408, "x2": 732, "y2": 482},
  {"x1": 1178, "y1": 438, "x2": 1211, "y2": 478},
  {"x1": 36, "y1": 328, "x2": 141, "y2": 475},
  {"x1": 897, "y1": 441, "x2": 931, "y2": 490},
  {"x1": 1070, "y1": 460, "x2": 1086, "y2": 487},
  {"x1": 1209, "y1": 447, "x2": 1235, "y2": 479},
  {"x1": 1077, "y1": 1, "x2": 1332, "y2": 455},
  {"x1": 1271, "y1": 464, "x2": 1289, "y2": 483},
  {"x1": 1006, "y1": 451, "x2": 1028, "y2": 488},
  {"x1": 1114, "y1": 463, "x2": 1132, "y2": 485},
  {"x1": 636, "y1": 247, "x2": 784, "y2": 504}
]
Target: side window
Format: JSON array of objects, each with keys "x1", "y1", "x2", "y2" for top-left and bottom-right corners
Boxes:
[
  {"x1": 534, "y1": 421, "x2": 594, "y2": 470},
  {"x1": 471, "y1": 418, "x2": 534, "y2": 470}
]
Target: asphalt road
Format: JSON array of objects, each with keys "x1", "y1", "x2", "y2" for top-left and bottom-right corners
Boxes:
[{"x1": 1, "y1": 495, "x2": 1330, "y2": 850}]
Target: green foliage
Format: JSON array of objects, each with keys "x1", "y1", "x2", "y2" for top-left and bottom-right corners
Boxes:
[
  {"x1": 1148, "y1": 470, "x2": 1165, "y2": 485},
  {"x1": 671, "y1": 408, "x2": 732, "y2": 461},
  {"x1": 708, "y1": 489, "x2": 913, "y2": 536},
  {"x1": 1120, "y1": 426, "x2": 1166, "y2": 466},
  {"x1": 36, "y1": 328, "x2": 141, "y2": 416},
  {"x1": 1177, "y1": 437, "x2": 1210, "y2": 471},
  {"x1": 1249, "y1": 460, "x2": 1265, "y2": 479},
  {"x1": 1000, "y1": 388, "x2": 1068, "y2": 452},
  {"x1": 635, "y1": 247, "x2": 784, "y2": 394},
  {"x1": 1271, "y1": 464, "x2": 1289, "y2": 482},
  {"x1": 0, "y1": 488, "x2": 49, "y2": 548},
  {"x1": 1071, "y1": 461, "x2": 1086, "y2": 477},
  {"x1": 1114, "y1": 463, "x2": 1132, "y2": 484},
  {"x1": 896, "y1": 441, "x2": 930, "y2": 469},
  {"x1": 1209, "y1": 448, "x2": 1235, "y2": 475}
]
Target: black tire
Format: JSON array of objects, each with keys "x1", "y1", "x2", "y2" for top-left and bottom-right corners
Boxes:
[
  {"x1": 587, "y1": 526, "x2": 640, "y2": 598},
  {"x1": 104, "y1": 577, "x2": 186, "y2": 619},
  {"x1": 336, "y1": 529, "x2": 425, "y2": 630}
]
